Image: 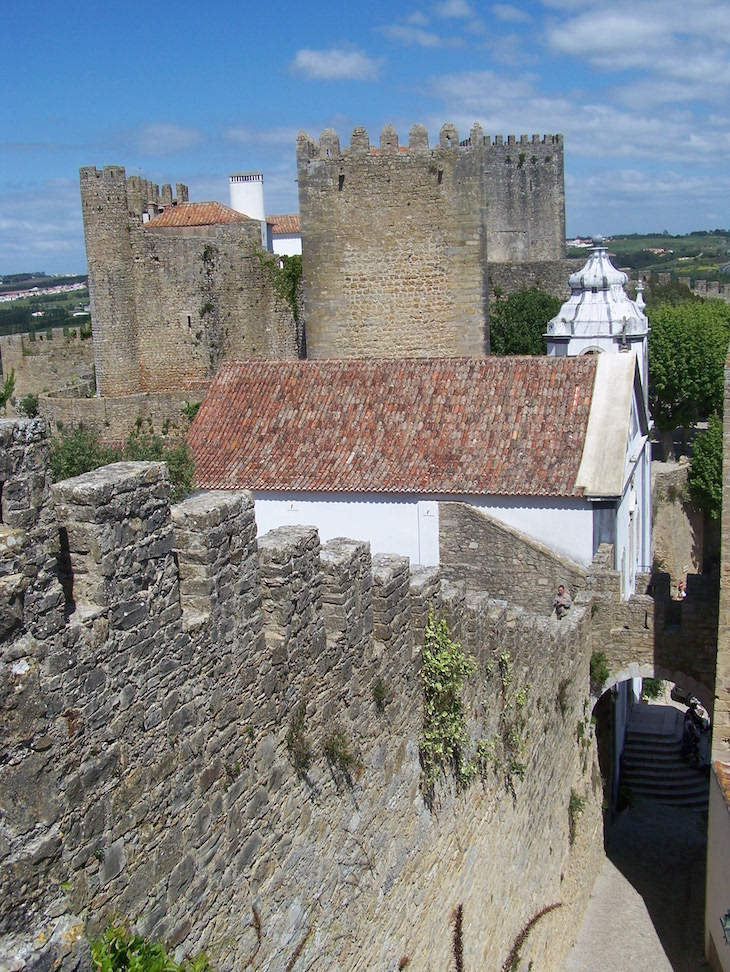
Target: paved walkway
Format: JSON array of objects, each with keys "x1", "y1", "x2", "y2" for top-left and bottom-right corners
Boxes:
[{"x1": 564, "y1": 799, "x2": 708, "y2": 971}]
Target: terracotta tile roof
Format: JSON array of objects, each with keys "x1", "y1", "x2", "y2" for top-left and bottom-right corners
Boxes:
[
  {"x1": 268, "y1": 214, "x2": 300, "y2": 235},
  {"x1": 147, "y1": 201, "x2": 251, "y2": 228},
  {"x1": 188, "y1": 357, "x2": 598, "y2": 496}
]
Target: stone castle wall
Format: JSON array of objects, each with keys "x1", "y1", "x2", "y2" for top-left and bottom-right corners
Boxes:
[
  {"x1": 0, "y1": 331, "x2": 94, "y2": 401},
  {"x1": 38, "y1": 385, "x2": 209, "y2": 443},
  {"x1": 296, "y1": 124, "x2": 489, "y2": 359},
  {"x1": 1, "y1": 419, "x2": 609, "y2": 972},
  {"x1": 296, "y1": 124, "x2": 566, "y2": 358},
  {"x1": 676, "y1": 276, "x2": 730, "y2": 303},
  {"x1": 439, "y1": 501, "x2": 588, "y2": 613},
  {"x1": 79, "y1": 167, "x2": 298, "y2": 400}
]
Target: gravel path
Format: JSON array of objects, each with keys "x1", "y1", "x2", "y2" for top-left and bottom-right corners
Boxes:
[{"x1": 564, "y1": 799, "x2": 708, "y2": 971}]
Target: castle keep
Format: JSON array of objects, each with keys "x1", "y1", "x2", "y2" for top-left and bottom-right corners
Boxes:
[
  {"x1": 79, "y1": 166, "x2": 298, "y2": 399},
  {"x1": 296, "y1": 123, "x2": 567, "y2": 358}
]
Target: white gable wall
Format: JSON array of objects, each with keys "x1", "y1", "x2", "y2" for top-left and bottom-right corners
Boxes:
[{"x1": 253, "y1": 491, "x2": 595, "y2": 567}]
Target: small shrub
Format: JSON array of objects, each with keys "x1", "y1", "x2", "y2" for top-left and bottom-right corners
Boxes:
[
  {"x1": 286, "y1": 702, "x2": 311, "y2": 774},
  {"x1": 419, "y1": 608, "x2": 476, "y2": 800},
  {"x1": 373, "y1": 676, "x2": 387, "y2": 712},
  {"x1": 590, "y1": 651, "x2": 610, "y2": 691},
  {"x1": 642, "y1": 677, "x2": 664, "y2": 700},
  {"x1": 91, "y1": 921, "x2": 213, "y2": 972},
  {"x1": 50, "y1": 424, "x2": 122, "y2": 481},
  {"x1": 181, "y1": 400, "x2": 202, "y2": 423},
  {"x1": 568, "y1": 788, "x2": 585, "y2": 845},
  {"x1": 556, "y1": 677, "x2": 571, "y2": 717},
  {"x1": 19, "y1": 392, "x2": 39, "y2": 418},
  {"x1": 323, "y1": 725, "x2": 362, "y2": 782}
]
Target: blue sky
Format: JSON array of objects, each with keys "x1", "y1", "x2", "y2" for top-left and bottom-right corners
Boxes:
[{"x1": 2, "y1": 0, "x2": 729, "y2": 274}]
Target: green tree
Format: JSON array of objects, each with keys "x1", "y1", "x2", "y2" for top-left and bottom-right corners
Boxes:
[
  {"x1": 689, "y1": 414, "x2": 723, "y2": 519},
  {"x1": 49, "y1": 424, "x2": 122, "y2": 481},
  {"x1": 489, "y1": 287, "x2": 562, "y2": 355},
  {"x1": 648, "y1": 298, "x2": 730, "y2": 456}
]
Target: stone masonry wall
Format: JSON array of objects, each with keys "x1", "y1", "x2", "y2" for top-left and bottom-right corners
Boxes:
[
  {"x1": 38, "y1": 386, "x2": 210, "y2": 444},
  {"x1": 297, "y1": 124, "x2": 489, "y2": 359},
  {"x1": 79, "y1": 166, "x2": 298, "y2": 399},
  {"x1": 488, "y1": 258, "x2": 583, "y2": 300},
  {"x1": 0, "y1": 420, "x2": 607, "y2": 972},
  {"x1": 584, "y1": 550, "x2": 718, "y2": 709},
  {"x1": 0, "y1": 333, "x2": 94, "y2": 401},
  {"x1": 296, "y1": 123, "x2": 566, "y2": 358},
  {"x1": 439, "y1": 501, "x2": 588, "y2": 613}
]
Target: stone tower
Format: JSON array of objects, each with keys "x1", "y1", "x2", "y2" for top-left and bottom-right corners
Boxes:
[
  {"x1": 79, "y1": 165, "x2": 143, "y2": 397},
  {"x1": 296, "y1": 122, "x2": 566, "y2": 359}
]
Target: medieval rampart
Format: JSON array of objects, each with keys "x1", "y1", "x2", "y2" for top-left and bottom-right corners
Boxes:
[
  {"x1": 0, "y1": 332, "x2": 94, "y2": 401},
  {"x1": 79, "y1": 167, "x2": 298, "y2": 400},
  {"x1": 2, "y1": 420, "x2": 720, "y2": 972},
  {"x1": 0, "y1": 418, "x2": 610, "y2": 972},
  {"x1": 38, "y1": 385, "x2": 209, "y2": 443}
]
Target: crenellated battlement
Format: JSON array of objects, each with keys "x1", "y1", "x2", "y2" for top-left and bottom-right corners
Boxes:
[
  {"x1": 79, "y1": 165, "x2": 189, "y2": 219},
  {"x1": 5, "y1": 419, "x2": 715, "y2": 972},
  {"x1": 296, "y1": 123, "x2": 562, "y2": 162},
  {"x1": 296, "y1": 120, "x2": 566, "y2": 357}
]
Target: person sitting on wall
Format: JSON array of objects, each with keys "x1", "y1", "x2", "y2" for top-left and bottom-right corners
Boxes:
[
  {"x1": 677, "y1": 580, "x2": 687, "y2": 600},
  {"x1": 553, "y1": 584, "x2": 572, "y2": 619}
]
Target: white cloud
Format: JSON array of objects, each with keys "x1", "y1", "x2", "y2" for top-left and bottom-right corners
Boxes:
[
  {"x1": 379, "y1": 23, "x2": 447, "y2": 46},
  {"x1": 492, "y1": 4, "x2": 532, "y2": 22},
  {"x1": 290, "y1": 48, "x2": 380, "y2": 81},
  {"x1": 407, "y1": 10, "x2": 431, "y2": 25},
  {"x1": 543, "y1": 0, "x2": 730, "y2": 95},
  {"x1": 434, "y1": 0, "x2": 474, "y2": 17},
  {"x1": 132, "y1": 123, "x2": 202, "y2": 157},
  {"x1": 429, "y1": 67, "x2": 730, "y2": 166}
]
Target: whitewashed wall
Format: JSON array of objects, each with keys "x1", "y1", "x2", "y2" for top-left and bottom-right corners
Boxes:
[{"x1": 253, "y1": 491, "x2": 595, "y2": 567}]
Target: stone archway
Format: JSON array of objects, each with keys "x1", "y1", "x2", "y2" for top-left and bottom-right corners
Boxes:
[{"x1": 598, "y1": 663, "x2": 713, "y2": 715}]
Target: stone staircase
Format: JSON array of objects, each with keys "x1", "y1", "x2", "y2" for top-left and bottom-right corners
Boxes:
[{"x1": 620, "y1": 703, "x2": 709, "y2": 811}]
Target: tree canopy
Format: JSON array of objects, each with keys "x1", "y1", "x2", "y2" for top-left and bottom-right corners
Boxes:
[
  {"x1": 50, "y1": 425, "x2": 194, "y2": 503},
  {"x1": 489, "y1": 287, "x2": 562, "y2": 356},
  {"x1": 648, "y1": 298, "x2": 730, "y2": 431},
  {"x1": 689, "y1": 414, "x2": 723, "y2": 519}
]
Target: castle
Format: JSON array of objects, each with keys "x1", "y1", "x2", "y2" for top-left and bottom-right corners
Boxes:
[
  {"x1": 72, "y1": 123, "x2": 568, "y2": 408},
  {"x1": 6, "y1": 123, "x2": 730, "y2": 970}
]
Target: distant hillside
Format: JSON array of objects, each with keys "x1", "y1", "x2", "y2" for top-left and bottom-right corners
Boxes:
[{"x1": 568, "y1": 230, "x2": 730, "y2": 281}]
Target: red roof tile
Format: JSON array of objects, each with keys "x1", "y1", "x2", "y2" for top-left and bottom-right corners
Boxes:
[
  {"x1": 188, "y1": 358, "x2": 598, "y2": 496},
  {"x1": 268, "y1": 214, "x2": 300, "y2": 235},
  {"x1": 147, "y1": 201, "x2": 251, "y2": 228}
]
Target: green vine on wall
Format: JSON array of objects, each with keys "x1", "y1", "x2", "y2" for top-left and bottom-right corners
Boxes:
[
  {"x1": 256, "y1": 252, "x2": 302, "y2": 322},
  {"x1": 419, "y1": 609, "x2": 476, "y2": 804}
]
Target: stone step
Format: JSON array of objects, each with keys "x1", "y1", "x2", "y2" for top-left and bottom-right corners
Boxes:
[{"x1": 619, "y1": 703, "x2": 709, "y2": 811}]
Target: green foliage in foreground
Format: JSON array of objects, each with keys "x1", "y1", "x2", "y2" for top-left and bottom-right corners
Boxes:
[
  {"x1": 420, "y1": 608, "x2": 476, "y2": 799},
  {"x1": 92, "y1": 922, "x2": 212, "y2": 972},
  {"x1": 689, "y1": 414, "x2": 723, "y2": 519},
  {"x1": 489, "y1": 287, "x2": 562, "y2": 356},
  {"x1": 642, "y1": 677, "x2": 665, "y2": 700},
  {"x1": 50, "y1": 425, "x2": 194, "y2": 503}
]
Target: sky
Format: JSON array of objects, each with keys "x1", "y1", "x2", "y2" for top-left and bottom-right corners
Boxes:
[{"x1": 2, "y1": 0, "x2": 729, "y2": 275}]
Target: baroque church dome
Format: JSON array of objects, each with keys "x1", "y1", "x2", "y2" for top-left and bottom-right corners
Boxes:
[{"x1": 547, "y1": 236, "x2": 648, "y2": 339}]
